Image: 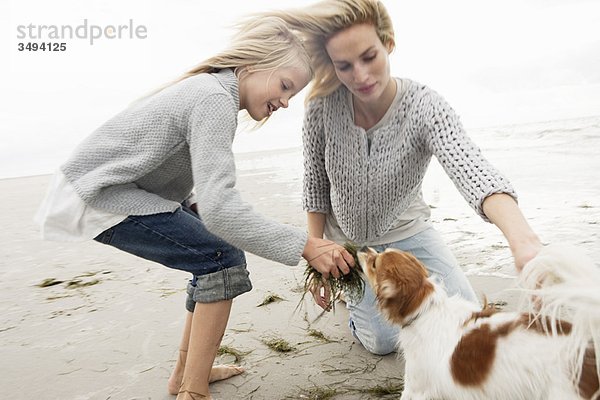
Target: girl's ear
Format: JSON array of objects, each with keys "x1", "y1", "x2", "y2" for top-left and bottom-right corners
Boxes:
[{"x1": 236, "y1": 66, "x2": 252, "y2": 80}]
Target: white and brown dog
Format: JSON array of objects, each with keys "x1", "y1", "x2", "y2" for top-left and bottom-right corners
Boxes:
[{"x1": 357, "y1": 245, "x2": 599, "y2": 400}]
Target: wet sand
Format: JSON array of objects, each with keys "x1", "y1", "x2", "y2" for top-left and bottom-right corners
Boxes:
[{"x1": 1, "y1": 117, "x2": 598, "y2": 399}]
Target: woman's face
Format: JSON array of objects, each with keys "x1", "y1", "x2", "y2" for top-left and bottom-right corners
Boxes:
[
  {"x1": 239, "y1": 66, "x2": 311, "y2": 121},
  {"x1": 325, "y1": 23, "x2": 394, "y2": 104}
]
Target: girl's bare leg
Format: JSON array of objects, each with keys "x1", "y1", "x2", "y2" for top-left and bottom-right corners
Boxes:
[
  {"x1": 172, "y1": 300, "x2": 244, "y2": 399},
  {"x1": 168, "y1": 311, "x2": 193, "y2": 395}
]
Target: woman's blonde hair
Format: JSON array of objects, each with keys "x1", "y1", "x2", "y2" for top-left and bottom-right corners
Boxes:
[
  {"x1": 257, "y1": 0, "x2": 394, "y2": 102},
  {"x1": 176, "y1": 16, "x2": 313, "y2": 83}
]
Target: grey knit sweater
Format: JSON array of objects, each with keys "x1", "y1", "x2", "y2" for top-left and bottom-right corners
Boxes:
[
  {"x1": 62, "y1": 69, "x2": 307, "y2": 266},
  {"x1": 302, "y1": 80, "x2": 516, "y2": 243}
]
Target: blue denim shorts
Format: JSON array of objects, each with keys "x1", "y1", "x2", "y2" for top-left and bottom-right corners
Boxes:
[{"x1": 94, "y1": 205, "x2": 252, "y2": 311}]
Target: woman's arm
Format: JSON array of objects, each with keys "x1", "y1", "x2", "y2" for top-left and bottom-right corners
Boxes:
[
  {"x1": 482, "y1": 193, "x2": 543, "y2": 271},
  {"x1": 307, "y1": 211, "x2": 326, "y2": 238},
  {"x1": 422, "y1": 88, "x2": 515, "y2": 222},
  {"x1": 302, "y1": 98, "x2": 331, "y2": 215},
  {"x1": 421, "y1": 88, "x2": 542, "y2": 271}
]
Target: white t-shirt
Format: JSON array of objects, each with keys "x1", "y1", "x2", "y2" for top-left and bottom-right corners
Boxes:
[{"x1": 34, "y1": 171, "x2": 127, "y2": 241}]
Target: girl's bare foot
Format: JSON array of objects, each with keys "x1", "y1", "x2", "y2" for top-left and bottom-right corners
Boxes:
[
  {"x1": 168, "y1": 350, "x2": 187, "y2": 395},
  {"x1": 176, "y1": 390, "x2": 209, "y2": 400},
  {"x1": 168, "y1": 363, "x2": 245, "y2": 395},
  {"x1": 208, "y1": 364, "x2": 245, "y2": 381}
]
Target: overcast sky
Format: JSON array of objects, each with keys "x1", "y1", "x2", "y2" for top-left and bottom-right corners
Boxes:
[{"x1": 1, "y1": 0, "x2": 599, "y2": 178}]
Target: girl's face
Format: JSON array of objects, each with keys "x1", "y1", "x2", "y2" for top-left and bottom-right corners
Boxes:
[
  {"x1": 239, "y1": 66, "x2": 311, "y2": 121},
  {"x1": 325, "y1": 23, "x2": 394, "y2": 104}
]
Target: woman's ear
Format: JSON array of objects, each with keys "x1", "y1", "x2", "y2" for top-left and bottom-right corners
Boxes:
[{"x1": 385, "y1": 39, "x2": 395, "y2": 54}]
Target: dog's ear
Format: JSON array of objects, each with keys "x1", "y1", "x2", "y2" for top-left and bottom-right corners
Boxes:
[
  {"x1": 378, "y1": 279, "x2": 399, "y2": 299},
  {"x1": 376, "y1": 251, "x2": 434, "y2": 325}
]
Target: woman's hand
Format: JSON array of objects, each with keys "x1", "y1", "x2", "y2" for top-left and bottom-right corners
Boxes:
[
  {"x1": 309, "y1": 278, "x2": 332, "y2": 311},
  {"x1": 302, "y1": 236, "x2": 355, "y2": 279},
  {"x1": 482, "y1": 193, "x2": 543, "y2": 272},
  {"x1": 510, "y1": 236, "x2": 543, "y2": 272}
]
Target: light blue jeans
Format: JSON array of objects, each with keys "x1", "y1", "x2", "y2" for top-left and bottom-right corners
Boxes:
[{"x1": 346, "y1": 227, "x2": 478, "y2": 355}]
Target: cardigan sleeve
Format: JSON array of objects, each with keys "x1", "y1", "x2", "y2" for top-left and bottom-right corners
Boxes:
[
  {"x1": 186, "y1": 94, "x2": 307, "y2": 266},
  {"x1": 302, "y1": 98, "x2": 331, "y2": 213},
  {"x1": 420, "y1": 87, "x2": 517, "y2": 222}
]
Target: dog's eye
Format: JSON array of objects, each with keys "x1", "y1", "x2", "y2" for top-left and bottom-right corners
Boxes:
[{"x1": 369, "y1": 259, "x2": 376, "y2": 270}]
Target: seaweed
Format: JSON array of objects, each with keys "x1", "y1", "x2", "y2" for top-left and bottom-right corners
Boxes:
[
  {"x1": 262, "y1": 337, "x2": 296, "y2": 353},
  {"x1": 217, "y1": 345, "x2": 250, "y2": 363},
  {"x1": 257, "y1": 293, "x2": 285, "y2": 307},
  {"x1": 295, "y1": 386, "x2": 338, "y2": 399},
  {"x1": 301, "y1": 242, "x2": 365, "y2": 311},
  {"x1": 65, "y1": 279, "x2": 100, "y2": 289},
  {"x1": 291, "y1": 380, "x2": 404, "y2": 399},
  {"x1": 37, "y1": 278, "x2": 64, "y2": 288},
  {"x1": 307, "y1": 329, "x2": 333, "y2": 343},
  {"x1": 359, "y1": 381, "x2": 404, "y2": 396}
]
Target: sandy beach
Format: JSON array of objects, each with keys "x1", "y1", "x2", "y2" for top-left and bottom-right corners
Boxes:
[{"x1": 1, "y1": 116, "x2": 599, "y2": 399}]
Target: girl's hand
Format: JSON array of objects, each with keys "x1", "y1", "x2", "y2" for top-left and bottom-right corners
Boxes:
[{"x1": 302, "y1": 237, "x2": 354, "y2": 279}]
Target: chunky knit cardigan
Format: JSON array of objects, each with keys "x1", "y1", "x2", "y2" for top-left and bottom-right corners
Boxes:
[
  {"x1": 302, "y1": 80, "x2": 516, "y2": 243},
  {"x1": 61, "y1": 69, "x2": 307, "y2": 266}
]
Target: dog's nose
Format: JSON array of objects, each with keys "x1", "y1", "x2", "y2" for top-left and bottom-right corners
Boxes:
[{"x1": 359, "y1": 245, "x2": 369, "y2": 253}]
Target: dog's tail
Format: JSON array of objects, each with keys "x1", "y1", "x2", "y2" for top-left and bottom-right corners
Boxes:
[{"x1": 519, "y1": 244, "x2": 600, "y2": 399}]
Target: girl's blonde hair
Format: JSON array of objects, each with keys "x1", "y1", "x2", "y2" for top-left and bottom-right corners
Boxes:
[
  {"x1": 175, "y1": 16, "x2": 313, "y2": 84},
  {"x1": 257, "y1": 0, "x2": 394, "y2": 102}
]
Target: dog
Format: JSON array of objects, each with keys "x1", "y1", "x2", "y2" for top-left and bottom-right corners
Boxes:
[{"x1": 357, "y1": 245, "x2": 599, "y2": 400}]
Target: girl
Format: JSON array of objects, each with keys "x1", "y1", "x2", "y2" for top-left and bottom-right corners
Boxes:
[
  {"x1": 261, "y1": 0, "x2": 543, "y2": 356},
  {"x1": 36, "y1": 16, "x2": 354, "y2": 400}
]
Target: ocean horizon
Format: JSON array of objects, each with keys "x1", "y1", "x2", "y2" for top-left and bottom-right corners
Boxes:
[{"x1": 2, "y1": 114, "x2": 599, "y2": 181}]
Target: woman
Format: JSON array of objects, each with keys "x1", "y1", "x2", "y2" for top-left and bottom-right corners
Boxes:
[
  {"x1": 36, "y1": 16, "x2": 354, "y2": 400},
  {"x1": 263, "y1": 0, "x2": 543, "y2": 355}
]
